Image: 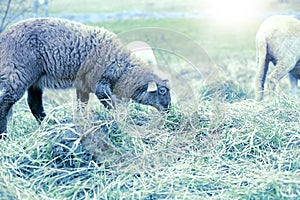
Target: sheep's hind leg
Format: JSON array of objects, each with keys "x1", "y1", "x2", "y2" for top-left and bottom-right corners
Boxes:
[
  {"x1": 27, "y1": 85, "x2": 46, "y2": 123},
  {"x1": 95, "y1": 81, "x2": 115, "y2": 109},
  {"x1": 0, "y1": 88, "x2": 24, "y2": 138},
  {"x1": 255, "y1": 56, "x2": 270, "y2": 101},
  {"x1": 0, "y1": 101, "x2": 13, "y2": 138},
  {"x1": 255, "y1": 40, "x2": 271, "y2": 101},
  {"x1": 267, "y1": 61, "x2": 296, "y2": 98}
]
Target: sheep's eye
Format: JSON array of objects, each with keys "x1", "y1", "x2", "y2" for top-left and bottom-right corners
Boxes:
[{"x1": 159, "y1": 87, "x2": 167, "y2": 95}]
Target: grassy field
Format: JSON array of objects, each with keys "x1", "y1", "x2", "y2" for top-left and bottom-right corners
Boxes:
[
  {"x1": 48, "y1": 0, "x2": 208, "y2": 14},
  {"x1": 47, "y1": 0, "x2": 300, "y2": 14},
  {"x1": 1, "y1": 0, "x2": 300, "y2": 199}
]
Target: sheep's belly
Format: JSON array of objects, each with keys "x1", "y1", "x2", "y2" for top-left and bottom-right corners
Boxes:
[{"x1": 38, "y1": 75, "x2": 75, "y2": 89}]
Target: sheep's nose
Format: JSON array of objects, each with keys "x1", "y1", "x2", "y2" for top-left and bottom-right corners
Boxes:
[
  {"x1": 154, "y1": 104, "x2": 168, "y2": 112},
  {"x1": 162, "y1": 103, "x2": 171, "y2": 113}
]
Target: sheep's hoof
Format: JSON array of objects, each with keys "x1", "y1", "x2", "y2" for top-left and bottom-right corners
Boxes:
[
  {"x1": 100, "y1": 99, "x2": 115, "y2": 110},
  {"x1": 0, "y1": 133, "x2": 7, "y2": 140},
  {"x1": 256, "y1": 93, "x2": 264, "y2": 101}
]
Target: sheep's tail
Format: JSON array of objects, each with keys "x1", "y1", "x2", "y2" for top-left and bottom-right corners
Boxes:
[{"x1": 255, "y1": 36, "x2": 269, "y2": 101}]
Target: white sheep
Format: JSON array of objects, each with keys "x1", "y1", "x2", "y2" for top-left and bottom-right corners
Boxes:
[{"x1": 255, "y1": 15, "x2": 300, "y2": 101}]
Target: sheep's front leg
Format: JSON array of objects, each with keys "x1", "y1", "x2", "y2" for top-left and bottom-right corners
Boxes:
[
  {"x1": 74, "y1": 89, "x2": 90, "y2": 121},
  {"x1": 27, "y1": 85, "x2": 46, "y2": 122},
  {"x1": 95, "y1": 81, "x2": 115, "y2": 109},
  {"x1": 75, "y1": 89, "x2": 90, "y2": 111},
  {"x1": 76, "y1": 89, "x2": 89, "y2": 103},
  {"x1": 288, "y1": 73, "x2": 298, "y2": 97}
]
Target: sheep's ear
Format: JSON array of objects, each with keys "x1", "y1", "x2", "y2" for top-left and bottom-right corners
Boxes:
[
  {"x1": 147, "y1": 81, "x2": 157, "y2": 92},
  {"x1": 163, "y1": 79, "x2": 169, "y2": 85}
]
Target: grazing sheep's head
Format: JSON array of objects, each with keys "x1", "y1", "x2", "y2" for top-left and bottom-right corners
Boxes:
[{"x1": 132, "y1": 80, "x2": 171, "y2": 111}]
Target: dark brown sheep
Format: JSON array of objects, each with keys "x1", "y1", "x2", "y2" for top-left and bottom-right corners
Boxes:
[{"x1": 0, "y1": 18, "x2": 171, "y2": 137}]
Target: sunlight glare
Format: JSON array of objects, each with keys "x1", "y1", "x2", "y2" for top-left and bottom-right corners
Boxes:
[{"x1": 207, "y1": 0, "x2": 262, "y2": 24}]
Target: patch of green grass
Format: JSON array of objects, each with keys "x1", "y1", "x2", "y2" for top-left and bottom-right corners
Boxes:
[
  {"x1": 200, "y1": 80, "x2": 249, "y2": 103},
  {"x1": 92, "y1": 18, "x2": 260, "y2": 59},
  {"x1": 48, "y1": 0, "x2": 207, "y2": 14},
  {"x1": 1, "y1": 90, "x2": 300, "y2": 199},
  {"x1": 48, "y1": 0, "x2": 300, "y2": 14}
]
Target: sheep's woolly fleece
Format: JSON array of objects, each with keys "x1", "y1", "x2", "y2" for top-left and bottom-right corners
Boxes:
[
  {"x1": 255, "y1": 15, "x2": 300, "y2": 100},
  {"x1": 0, "y1": 17, "x2": 170, "y2": 135},
  {"x1": 0, "y1": 18, "x2": 167, "y2": 95}
]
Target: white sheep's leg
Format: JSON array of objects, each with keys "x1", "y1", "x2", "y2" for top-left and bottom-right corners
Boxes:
[
  {"x1": 95, "y1": 81, "x2": 115, "y2": 109},
  {"x1": 267, "y1": 61, "x2": 296, "y2": 97},
  {"x1": 255, "y1": 53, "x2": 269, "y2": 101},
  {"x1": 255, "y1": 44, "x2": 270, "y2": 101},
  {"x1": 288, "y1": 73, "x2": 298, "y2": 98},
  {"x1": 27, "y1": 84, "x2": 46, "y2": 123}
]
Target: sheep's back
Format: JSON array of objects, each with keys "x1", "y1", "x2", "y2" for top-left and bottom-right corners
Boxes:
[
  {"x1": 0, "y1": 18, "x2": 98, "y2": 88},
  {"x1": 257, "y1": 15, "x2": 300, "y2": 61},
  {"x1": 0, "y1": 18, "x2": 132, "y2": 93}
]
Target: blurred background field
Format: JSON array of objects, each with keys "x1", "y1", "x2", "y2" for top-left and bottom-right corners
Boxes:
[
  {"x1": 1, "y1": 0, "x2": 300, "y2": 199},
  {"x1": 46, "y1": 0, "x2": 300, "y2": 95}
]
